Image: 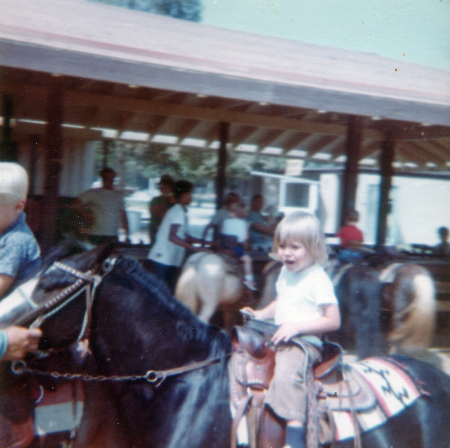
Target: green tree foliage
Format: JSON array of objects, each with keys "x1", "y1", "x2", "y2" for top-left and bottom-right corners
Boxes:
[
  {"x1": 97, "y1": 141, "x2": 288, "y2": 192},
  {"x1": 89, "y1": 0, "x2": 202, "y2": 21}
]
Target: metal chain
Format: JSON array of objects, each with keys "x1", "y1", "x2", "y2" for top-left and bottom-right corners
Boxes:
[
  {"x1": 12, "y1": 361, "x2": 153, "y2": 384},
  {"x1": 13, "y1": 353, "x2": 228, "y2": 387}
]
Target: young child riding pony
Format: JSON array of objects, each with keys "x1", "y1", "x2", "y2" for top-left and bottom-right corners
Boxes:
[{"x1": 242, "y1": 211, "x2": 341, "y2": 448}]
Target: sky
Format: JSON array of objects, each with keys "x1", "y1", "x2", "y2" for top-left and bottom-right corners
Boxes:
[{"x1": 201, "y1": 0, "x2": 450, "y2": 71}]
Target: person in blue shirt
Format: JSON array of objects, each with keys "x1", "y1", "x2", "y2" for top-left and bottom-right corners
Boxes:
[
  {"x1": 0, "y1": 162, "x2": 42, "y2": 362},
  {"x1": 0, "y1": 162, "x2": 40, "y2": 297},
  {"x1": 247, "y1": 194, "x2": 276, "y2": 252}
]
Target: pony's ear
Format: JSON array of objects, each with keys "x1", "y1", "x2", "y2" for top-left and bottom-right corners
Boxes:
[{"x1": 40, "y1": 241, "x2": 87, "y2": 268}]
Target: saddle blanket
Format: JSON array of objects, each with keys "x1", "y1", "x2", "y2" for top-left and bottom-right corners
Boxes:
[
  {"x1": 332, "y1": 357, "x2": 422, "y2": 441},
  {"x1": 232, "y1": 357, "x2": 422, "y2": 446},
  {"x1": 34, "y1": 380, "x2": 84, "y2": 436}
]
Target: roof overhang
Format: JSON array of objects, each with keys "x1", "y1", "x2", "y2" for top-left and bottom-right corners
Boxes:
[{"x1": 1, "y1": 0, "x2": 449, "y2": 170}]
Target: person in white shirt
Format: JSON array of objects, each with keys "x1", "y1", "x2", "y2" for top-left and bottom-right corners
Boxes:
[
  {"x1": 148, "y1": 180, "x2": 206, "y2": 292},
  {"x1": 76, "y1": 167, "x2": 129, "y2": 245},
  {"x1": 242, "y1": 211, "x2": 340, "y2": 448},
  {"x1": 201, "y1": 192, "x2": 240, "y2": 242},
  {"x1": 219, "y1": 202, "x2": 256, "y2": 291}
]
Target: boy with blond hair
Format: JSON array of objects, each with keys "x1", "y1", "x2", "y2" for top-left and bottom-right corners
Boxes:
[{"x1": 0, "y1": 162, "x2": 40, "y2": 297}]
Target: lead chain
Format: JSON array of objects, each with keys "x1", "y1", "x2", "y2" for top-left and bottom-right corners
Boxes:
[{"x1": 12, "y1": 361, "x2": 150, "y2": 383}]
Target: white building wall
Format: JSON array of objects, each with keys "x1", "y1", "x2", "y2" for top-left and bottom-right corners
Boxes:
[
  {"x1": 391, "y1": 176, "x2": 450, "y2": 246},
  {"x1": 17, "y1": 140, "x2": 96, "y2": 197},
  {"x1": 319, "y1": 172, "x2": 450, "y2": 246}
]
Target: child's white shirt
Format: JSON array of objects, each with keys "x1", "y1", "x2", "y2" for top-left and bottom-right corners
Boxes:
[
  {"x1": 221, "y1": 217, "x2": 248, "y2": 243},
  {"x1": 275, "y1": 264, "x2": 338, "y2": 325}
]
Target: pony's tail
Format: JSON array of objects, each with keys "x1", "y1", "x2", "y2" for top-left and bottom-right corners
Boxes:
[
  {"x1": 388, "y1": 267, "x2": 436, "y2": 355},
  {"x1": 175, "y1": 264, "x2": 200, "y2": 314}
]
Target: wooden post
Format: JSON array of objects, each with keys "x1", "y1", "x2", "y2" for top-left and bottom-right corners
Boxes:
[
  {"x1": 376, "y1": 133, "x2": 395, "y2": 247},
  {"x1": 102, "y1": 138, "x2": 110, "y2": 169},
  {"x1": 1, "y1": 93, "x2": 15, "y2": 161},
  {"x1": 340, "y1": 115, "x2": 362, "y2": 226},
  {"x1": 41, "y1": 86, "x2": 63, "y2": 252},
  {"x1": 28, "y1": 135, "x2": 39, "y2": 196},
  {"x1": 216, "y1": 122, "x2": 228, "y2": 210}
]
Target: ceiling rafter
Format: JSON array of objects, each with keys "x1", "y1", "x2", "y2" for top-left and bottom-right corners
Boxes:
[
  {"x1": 253, "y1": 129, "x2": 286, "y2": 151},
  {"x1": 321, "y1": 136, "x2": 348, "y2": 161},
  {"x1": 396, "y1": 142, "x2": 431, "y2": 167},
  {"x1": 408, "y1": 141, "x2": 446, "y2": 166},
  {"x1": 175, "y1": 119, "x2": 202, "y2": 144}
]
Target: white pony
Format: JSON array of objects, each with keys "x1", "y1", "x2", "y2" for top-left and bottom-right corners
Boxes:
[{"x1": 175, "y1": 252, "x2": 254, "y2": 331}]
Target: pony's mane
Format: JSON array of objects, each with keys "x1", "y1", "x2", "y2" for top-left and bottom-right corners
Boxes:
[{"x1": 112, "y1": 257, "x2": 230, "y2": 350}]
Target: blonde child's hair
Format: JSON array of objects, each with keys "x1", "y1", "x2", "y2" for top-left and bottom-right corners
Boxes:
[
  {"x1": 272, "y1": 211, "x2": 328, "y2": 264},
  {"x1": 0, "y1": 162, "x2": 29, "y2": 205}
]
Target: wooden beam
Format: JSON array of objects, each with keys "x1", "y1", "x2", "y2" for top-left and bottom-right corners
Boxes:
[
  {"x1": 395, "y1": 141, "x2": 432, "y2": 167},
  {"x1": 254, "y1": 129, "x2": 285, "y2": 151},
  {"x1": 11, "y1": 123, "x2": 102, "y2": 141},
  {"x1": 1, "y1": 93, "x2": 15, "y2": 160},
  {"x1": 376, "y1": 134, "x2": 395, "y2": 247},
  {"x1": 279, "y1": 132, "x2": 310, "y2": 153},
  {"x1": 216, "y1": 122, "x2": 228, "y2": 211},
  {"x1": 229, "y1": 126, "x2": 259, "y2": 148},
  {"x1": 393, "y1": 127, "x2": 450, "y2": 142},
  {"x1": 41, "y1": 85, "x2": 63, "y2": 251},
  {"x1": 340, "y1": 116, "x2": 362, "y2": 226},
  {"x1": 28, "y1": 134, "x2": 39, "y2": 196},
  {"x1": 62, "y1": 90, "x2": 383, "y2": 139},
  {"x1": 407, "y1": 141, "x2": 447, "y2": 167},
  {"x1": 321, "y1": 136, "x2": 347, "y2": 160}
]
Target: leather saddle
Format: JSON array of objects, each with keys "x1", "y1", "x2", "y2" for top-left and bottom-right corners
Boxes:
[
  {"x1": 229, "y1": 325, "x2": 376, "y2": 448},
  {"x1": 0, "y1": 366, "x2": 84, "y2": 448}
]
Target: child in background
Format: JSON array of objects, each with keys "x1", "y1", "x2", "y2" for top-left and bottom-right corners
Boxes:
[
  {"x1": 242, "y1": 211, "x2": 340, "y2": 448},
  {"x1": 434, "y1": 226, "x2": 450, "y2": 257},
  {"x1": 220, "y1": 202, "x2": 256, "y2": 291},
  {"x1": 336, "y1": 209, "x2": 364, "y2": 263},
  {"x1": 0, "y1": 162, "x2": 40, "y2": 297}
]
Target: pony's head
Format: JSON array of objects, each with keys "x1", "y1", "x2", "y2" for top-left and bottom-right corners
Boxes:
[{"x1": 0, "y1": 242, "x2": 116, "y2": 351}]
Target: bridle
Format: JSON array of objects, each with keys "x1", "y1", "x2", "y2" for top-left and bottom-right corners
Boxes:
[{"x1": 27, "y1": 259, "x2": 113, "y2": 341}]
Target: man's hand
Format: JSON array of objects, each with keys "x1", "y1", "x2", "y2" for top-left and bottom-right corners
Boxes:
[{"x1": 3, "y1": 327, "x2": 43, "y2": 361}]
